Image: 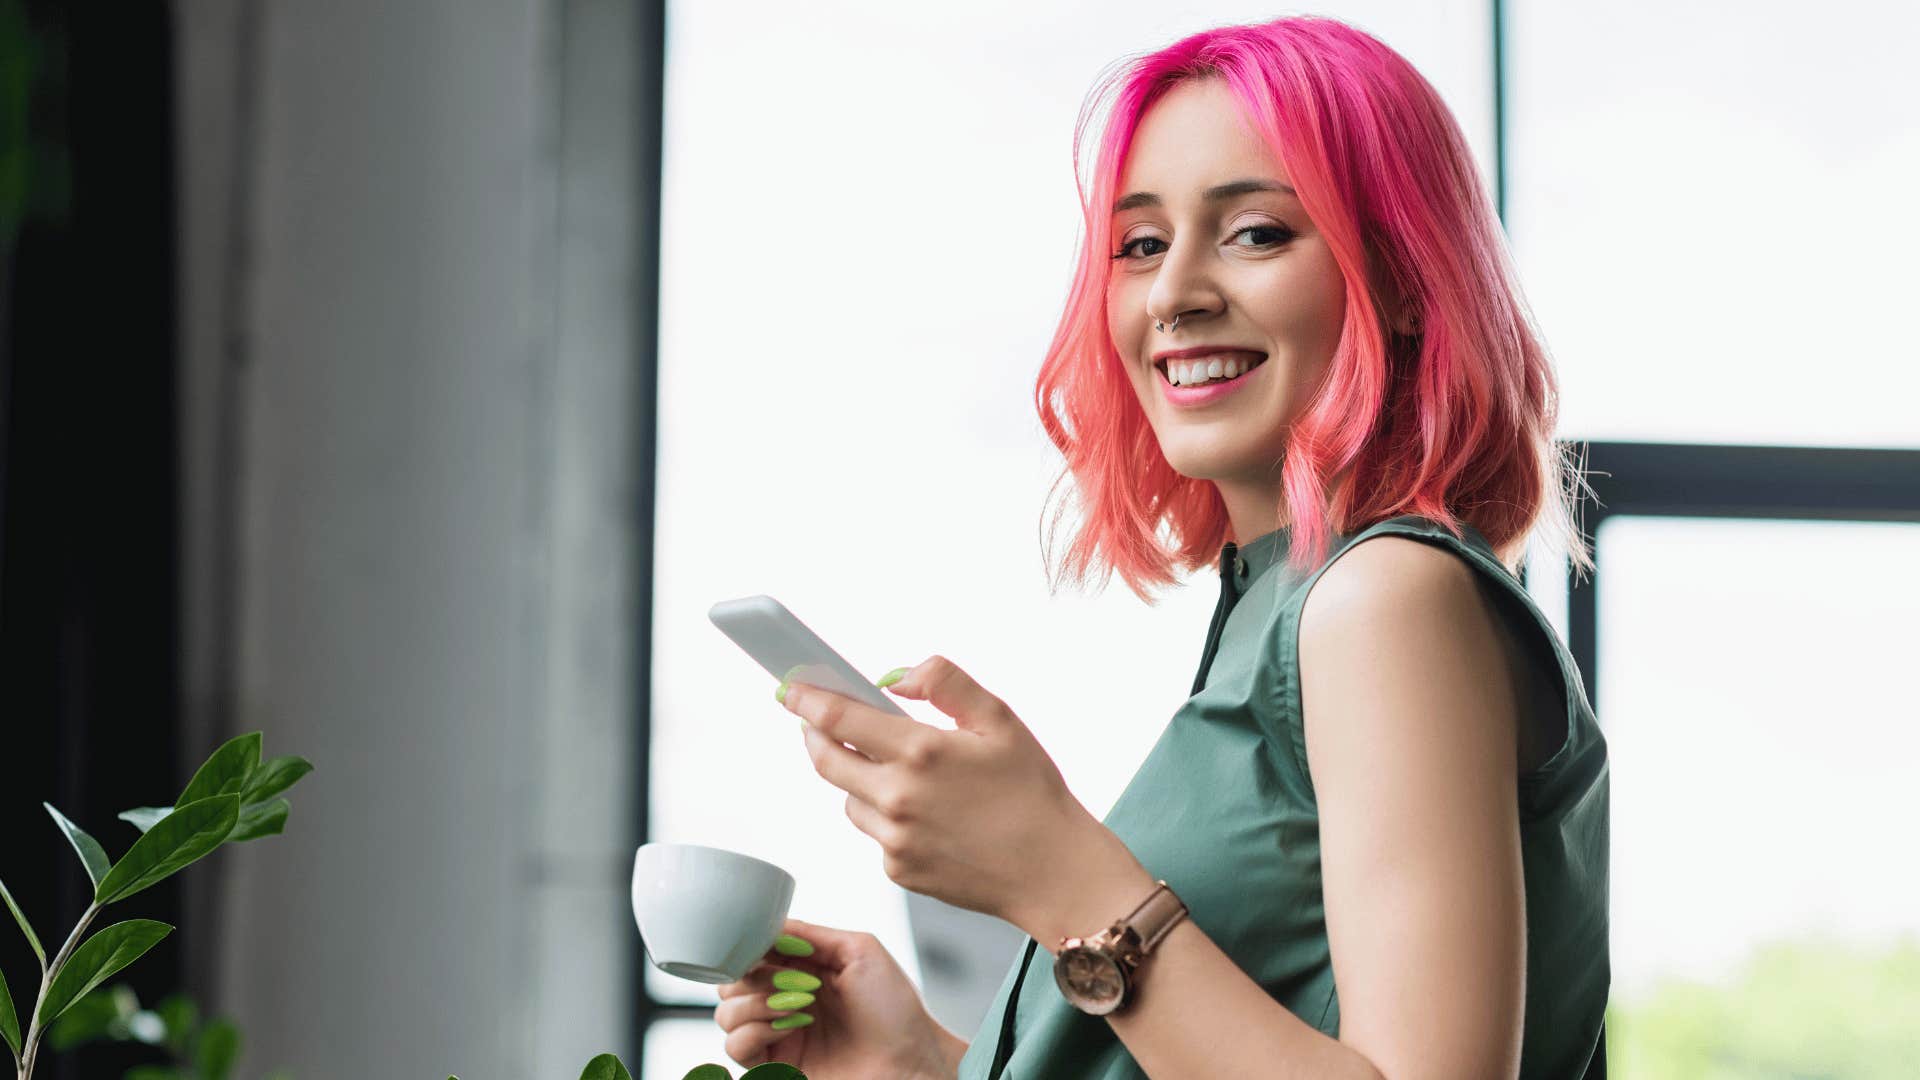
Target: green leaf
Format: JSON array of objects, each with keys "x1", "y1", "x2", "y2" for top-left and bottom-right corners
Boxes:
[
  {"x1": 93, "y1": 796, "x2": 240, "y2": 905},
  {"x1": 196, "y1": 1017, "x2": 240, "y2": 1080},
  {"x1": 45, "y1": 803, "x2": 112, "y2": 890},
  {"x1": 580, "y1": 1054, "x2": 635, "y2": 1080},
  {"x1": 741, "y1": 1065, "x2": 805, "y2": 1080},
  {"x1": 0, "y1": 875, "x2": 46, "y2": 969},
  {"x1": 124, "y1": 1068, "x2": 187, "y2": 1080},
  {"x1": 118, "y1": 806, "x2": 174, "y2": 833},
  {"x1": 1, "y1": 961, "x2": 20, "y2": 1060},
  {"x1": 226, "y1": 798, "x2": 289, "y2": 843},
  {"x1": 175, "y1": 733, "x2": 262, "y2": 808},
  {"x1": 241, "y1": 755, "x2": 313, "y2": 805},
  {"x1": 154, "y1": 992, "x2": 197, "y2": 1055},
  {"x1": 682, "y1": 1067, "x2": 732, "y2": 1080},
  {"x1": 39, "y1": 920, "x2": 172, "y2": 1024}
]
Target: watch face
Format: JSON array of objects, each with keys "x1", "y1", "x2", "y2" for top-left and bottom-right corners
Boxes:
[{"x1": 1054, "y1": 946, "x2": 1127, "y2": 1014}]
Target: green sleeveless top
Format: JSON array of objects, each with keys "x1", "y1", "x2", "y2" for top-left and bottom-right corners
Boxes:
[{"x1": 957, "y1": 513, "x2": 1610, "y2": 1079}]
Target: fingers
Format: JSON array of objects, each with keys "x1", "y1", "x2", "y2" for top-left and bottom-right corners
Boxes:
[
  {"x1": 884, "y1": 654, "x2": 1011, "y2": 732},
  {"x1": 768, "y1": 917, "x2": 875, "y2": 970},
  {"x1": 716, "y1": 960, "x2": 824, "y2": 1001},
  {"x1": 798, "y1": 719, "x2": 888, "y2": 807},
  {"x1": 713, "y1": 976, "x2": 819, "y2": 1031},
  {"x1": 716, "y1": 920, "x2": 838, "y2": 1001},
  {"x1": 716, "y1": 963, "x2": 774, "y2": 1000},
  {"x1": 721, "y1": 1014, "x2": 806, "y2": 1068},
  {"x1": 784, "y1": 679, "x2": 925, "y2": 765},
  {"x1": 712, "y1": 921, "x2": 850, "y2": 1062},
  {"x1": 714, "y1": 962, "x2": 821, "y2": 1070}
]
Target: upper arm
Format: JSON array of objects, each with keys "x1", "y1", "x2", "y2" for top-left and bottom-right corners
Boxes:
[{"x1": 1297, "y1": 537, "x2": 1527, "y2": 1080}]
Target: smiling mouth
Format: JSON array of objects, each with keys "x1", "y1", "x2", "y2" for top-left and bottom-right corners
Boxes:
[{"x1": 1155, "y1": 352, "x2": 1268, "y2": 387}]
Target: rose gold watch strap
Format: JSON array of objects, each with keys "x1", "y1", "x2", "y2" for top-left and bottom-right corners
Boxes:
[{"x1": 1124, "y1": 879, "x2": 1189, "y2": 955}]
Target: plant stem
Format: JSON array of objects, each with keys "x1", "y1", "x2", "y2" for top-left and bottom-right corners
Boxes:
[{"x1": 18, "y1": 901, "x2": 100, "y2": 1080}]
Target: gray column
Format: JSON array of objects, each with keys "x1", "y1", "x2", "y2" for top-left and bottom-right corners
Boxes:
[{"x1": 171, "y1": 0, "x2": 643, "y2": 1073}]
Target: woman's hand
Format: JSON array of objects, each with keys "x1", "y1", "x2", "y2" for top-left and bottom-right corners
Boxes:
[
  {"x1": 714, "y1": 917, "x2": 966, "y2": 1079},
  {"x1": 778, "y1": 655, "x2": 1146, "y2": 939}
]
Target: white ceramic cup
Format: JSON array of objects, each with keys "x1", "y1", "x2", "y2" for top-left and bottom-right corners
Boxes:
[{"x1": 630, "y1": 842, "x2": 797, "y2": 984}]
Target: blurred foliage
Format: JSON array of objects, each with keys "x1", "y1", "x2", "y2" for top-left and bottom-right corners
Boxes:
[
  {"x1": 450, "y1": 1056, "x2": 804, "y2": 1079},
  {"x1": 0, "y1": 0, "x2": 70, "y2": 245},
  {"x1": 1608, "y1": 934, "x2": 1920, "y2": 1079},
  {"x1": 0, "y1": 0, "x2": 28, "y2": 240},
  {"x1": 46, "y1": 983, "x2": 287, "y2": 1080}
]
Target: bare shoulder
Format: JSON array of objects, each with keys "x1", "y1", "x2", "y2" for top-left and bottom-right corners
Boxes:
[
  {"x1": 1298, "y1": 531, "x2": 1539, "y2": 777},
  {"x1": 1300, "y1": 533, "x2": 1485, "y2": 638}
]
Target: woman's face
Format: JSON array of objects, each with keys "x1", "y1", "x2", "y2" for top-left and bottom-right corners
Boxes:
[{"x1": 1106, "y1": 77, "x2": 1347, "y2": 501}]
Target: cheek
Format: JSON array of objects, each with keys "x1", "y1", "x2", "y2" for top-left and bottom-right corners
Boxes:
[
  {"x1": 1270, "y1": 258, "x2": 1346, "y2": 338},
  {"x1": 1105, "y1": 279, "x2": 1136, "y2": 344}
]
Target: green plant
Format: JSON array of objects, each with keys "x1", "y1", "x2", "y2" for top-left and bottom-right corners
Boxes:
[
  {"x1": 2, "y1": 733, "x2": 799, "y2": 1080},
  {"x1": 1608, "y1": 934, "x2": 1920, "y2": 1079},
  {"x1": 452, "y1": 1056, "x2": 806, "y2": 1080},
  {"x1": 0, "y1": 732, "x2": 311, "y2": 1080},
  {"x1": 41, "y1": 982, "x2": 289, "y2": 1080},
  {"x1": 675, "y1": 1063, "x2": 803, "y2": 1080}
]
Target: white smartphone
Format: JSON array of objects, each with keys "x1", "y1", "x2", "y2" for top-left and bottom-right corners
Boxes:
[{"x1": 707, "y1": 594, "x2": 912, "y2": 717}]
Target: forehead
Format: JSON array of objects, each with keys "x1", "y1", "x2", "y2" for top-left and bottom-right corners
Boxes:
[{"x1": 1117, "y1": 78, "x2": 1287, "y2": 194}]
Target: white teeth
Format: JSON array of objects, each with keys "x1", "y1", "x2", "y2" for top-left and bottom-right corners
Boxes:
[{"x1": 1165, "y1": 354, "x2": 1263, "y2": 386}]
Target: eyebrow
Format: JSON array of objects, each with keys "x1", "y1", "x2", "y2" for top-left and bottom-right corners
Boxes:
[{"x1": 1112, "y1": 178, "x2": 1296, "y2": 214}]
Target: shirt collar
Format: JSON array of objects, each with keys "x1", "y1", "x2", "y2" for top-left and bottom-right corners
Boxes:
[{"x1": 1223, "y1": 523, "x2": 1293, "y2": 586}]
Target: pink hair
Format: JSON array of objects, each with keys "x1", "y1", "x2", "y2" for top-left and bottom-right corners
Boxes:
[{"x1": 1037, "y1": 15, "x2": 1592, "y2": 601}]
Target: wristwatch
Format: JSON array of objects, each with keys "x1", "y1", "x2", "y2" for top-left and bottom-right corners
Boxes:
[{"x1": 1051, "y1": 879, "x2": 1189, "y2": 1015}]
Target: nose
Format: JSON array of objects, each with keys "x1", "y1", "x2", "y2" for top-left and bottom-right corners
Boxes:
[{"x1": 1144, "y1": 241, "x2": 1224, "y2": 334}]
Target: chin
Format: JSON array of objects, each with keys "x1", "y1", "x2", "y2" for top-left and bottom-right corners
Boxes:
[
  {"x1": 1159, "y1": 436, "x2": 1289, "y2": 484},
  {"x1": 1159, "y1": 449, "x2": 1234, "y2": 482}
]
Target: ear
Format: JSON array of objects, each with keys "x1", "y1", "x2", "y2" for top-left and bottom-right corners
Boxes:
[{"x1": 1379, "y1": 276, "x2": 1420, "y2": 337}]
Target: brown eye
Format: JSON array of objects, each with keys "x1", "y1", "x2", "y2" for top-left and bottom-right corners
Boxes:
[
  {"x1": 1231, "y1": 224, "x2": 1294, "y2": 247},
  {"x1": 1112, "y1": 236, "x2": 1167, "y2": 260}
]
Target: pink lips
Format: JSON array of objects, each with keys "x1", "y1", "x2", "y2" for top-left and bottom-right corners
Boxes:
[{"x1": 1159, "y1": 354, "x2": 1266, "y2": 407}]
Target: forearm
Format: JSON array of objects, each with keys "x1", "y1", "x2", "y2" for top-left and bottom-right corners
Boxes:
[{"x1": 1013, "y1": 826, "x2": 1387, "y2": 1080}]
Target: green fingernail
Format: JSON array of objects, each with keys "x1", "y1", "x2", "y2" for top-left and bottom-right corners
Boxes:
[
  {"x1": 771, "y1": 968, "x2": 821, "y2": 992},
  {"x1": 767, "y1": 990, "x2": 815, "y2": 1010},
  {"x1": 773, "y1": 934, "x2": 814, "y2": 957},
  {"x1": 876, "y1": 666, "x2": 909, "y2": 688},
  {"x1": 770, "y1": 1012, "x2": 815, "y2": 1031},
  {"x1": 775, "y1": 665, "x2": 807, "y2": 705}
]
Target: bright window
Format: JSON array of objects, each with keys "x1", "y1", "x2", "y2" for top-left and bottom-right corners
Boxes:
[
  {"x1": 651, "y1": 2, "x2": 1491, "y2": 1072},
  {"x1": 1598, "y1": 516, "x2": 1920, "y2": 1069},
  {"x1": 1506, "y1": 1, "x2": 1920, "y2": 448}
]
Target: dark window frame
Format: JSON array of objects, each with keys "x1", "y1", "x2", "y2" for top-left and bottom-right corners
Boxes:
[{"x1": 1563, "y1": 441, "x2": 1920, "y2": 717}]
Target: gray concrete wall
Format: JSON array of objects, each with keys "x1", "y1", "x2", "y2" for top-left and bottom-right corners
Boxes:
[{"x1": 172, "y1": 1, "x2": 644, "y2": 1074}]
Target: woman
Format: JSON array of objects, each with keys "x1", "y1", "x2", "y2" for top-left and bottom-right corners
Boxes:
[{"x1": 712, "y1": 15, "x2": 1609, "y2": 1079}]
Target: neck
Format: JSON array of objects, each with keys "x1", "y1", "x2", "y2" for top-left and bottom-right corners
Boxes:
[{"x1": 1217, "y1": 478, "x2": 1289, "y2": 547}]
